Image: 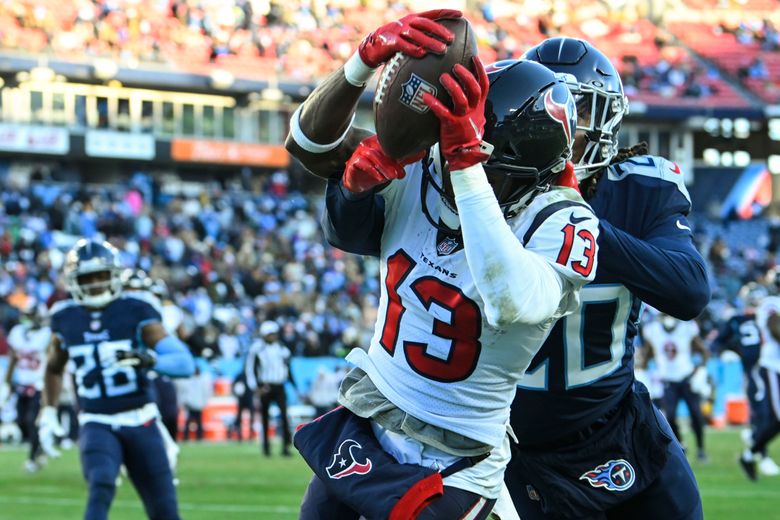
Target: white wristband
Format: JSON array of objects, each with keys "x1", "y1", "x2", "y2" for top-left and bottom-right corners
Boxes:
[
  {"x1": 289, "y1": 104, "x2": 354, "y2": 154},
  {"x1": 343, "y1": 51, "x2": 377, "y2": 87}
]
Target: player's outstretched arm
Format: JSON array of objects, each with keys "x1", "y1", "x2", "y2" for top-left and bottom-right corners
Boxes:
[
  {"x1": 139, "y1": 322, "x2": 195, "y2": 378},
  {"x1": 597, "y1": 215, "x2": 710, "y2": 320},
  {"x1": 38, "y1": 335, "x2": 67, "y2": 457},
  {"x1": 285, "y1": 10, "x2": 460, "y2": 179}
]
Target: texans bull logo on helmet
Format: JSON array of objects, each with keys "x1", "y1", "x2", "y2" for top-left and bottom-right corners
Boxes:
[
  {"x1": 543, "y1": 84, "x2": 577, "y2": 147},
  {"x1": 579, "y1": 459, "x2": 636, "y2": 492},
  {"x1": 326, "y1": 439, "x2": 373, "y2": 479}
]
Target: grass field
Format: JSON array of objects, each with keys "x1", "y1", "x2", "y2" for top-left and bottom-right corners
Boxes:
[{"x1": 0, "y1": 429, "x2": 777, "y2": 520}]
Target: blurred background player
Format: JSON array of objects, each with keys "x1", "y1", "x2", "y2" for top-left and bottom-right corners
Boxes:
[
  {"x1": 229, "y1": 369, "x2": 255, "y2": 442},
  {"x1": 740, "y1": 272, "x2": 780, "y2": 480},
  {"x1": 503, "y1": 37, "x2": 708, "y2": 520},
  {"x1": 38, "y1": 239, "x2": 194, "y2": 520},
  {"x1": 716, "y1": 281, "x2": 779, "y2": 476},
  {"x1": 178, "y1": 362, "x2": 212, "y2": 442},
  {"x1": 246, "y1": 320, "x2": 295, "y2": 457},
  {"x1": 286, "y1": 10, "x2": 599, "y2": 516},
  {"x1": 643, "y1": 313, "x2": 710, "y2": 462},
  {"x1": 1, "y1": 302, "x2": 51, "y2": 472}
]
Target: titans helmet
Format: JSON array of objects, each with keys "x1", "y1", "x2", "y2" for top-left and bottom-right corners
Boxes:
[
  {"x1": 523, "y1": 37, "x2": 628, "y2": 180},
  {"x1": 63, "y1": 239, "x2": 123, "y2": 308},
  {"x1": 421, "y1": 59, "x2": 577, "y2": 229}
]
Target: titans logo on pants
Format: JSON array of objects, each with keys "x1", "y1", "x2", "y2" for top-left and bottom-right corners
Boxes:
[
  {"x1": 326, "y1": 439, "x2": 373, "y2": 479},
  {"x1": 400, "y1": 73, "x2": 437, "y2": 114},
  {"x1": 579, "y1": 459, "x2": 636, "y2": 492}
]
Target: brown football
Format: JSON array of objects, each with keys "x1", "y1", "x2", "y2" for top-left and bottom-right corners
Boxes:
[{"x1": 373, "y1": 17, "x2": 478, "y2": 160}]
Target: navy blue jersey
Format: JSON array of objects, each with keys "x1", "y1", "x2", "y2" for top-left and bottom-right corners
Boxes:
[
  {"x1": 512, "y1": 155, "x2": 710, "y2": 444},
  {"x1": 718, "y1": 313, "x2": 762, "y2": 374},
  {"x1": 51, "y1": 294, "x2": 162, "y2": 415}
]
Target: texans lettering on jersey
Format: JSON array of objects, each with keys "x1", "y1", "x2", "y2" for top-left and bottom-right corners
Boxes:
[
  {"x1": 7, "y1": 324, "x2": 51, "y2": 390},
  {"x1": 756, "y1": 296, "x2": 780, "y2": 373},
  {"x1": 50, "y1": 294, "x2": 162, "y2": 415},
  {"x1": 345, "y1": 160, "x2": 598, "y2": 449},
  {"x1": 513, "y1": 155, "x2": 699, "y2": 444}
]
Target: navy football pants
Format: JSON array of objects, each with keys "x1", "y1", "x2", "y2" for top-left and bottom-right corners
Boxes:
[
  {"x1": 16, "y1": 390, "x2": 41, "y2": 462},
  {"x1": 750, "y1": 367, "x2": 780, "y2": 457},
  {"x1": 663, "y1": 377, "x2": 706, "y2": 452},
  {"x1": 510, "y1": 406, "x2": 702, "y2": 520},
  {"x1": 79, "y1": 421, "x2": 179, "y2": 520},
  {"x1": 299, "y1": 474, "x2": 496, "y2": 520}
]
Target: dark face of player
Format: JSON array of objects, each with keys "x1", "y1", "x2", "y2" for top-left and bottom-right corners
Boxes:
[
  {"x1": 264, "y1": 332, "x2": 279, "y2": 343},
  {"x1": 77, "y1": 270, "x2": 112, "y2": 296},
  {"x1": 572, "y1": 130, "x2": 588, "y2": 164}
]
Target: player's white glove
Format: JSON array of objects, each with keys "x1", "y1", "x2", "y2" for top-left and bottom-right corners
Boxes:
[
  {"x1": 115, "y1": 349, "x2": 157, "y2": 369},
  {"x1": 0, "y1": 382, "x2": 10, "y2": 408},
  {"x1": 37, "y1": 406, "x2": 65, "y2": 458}
]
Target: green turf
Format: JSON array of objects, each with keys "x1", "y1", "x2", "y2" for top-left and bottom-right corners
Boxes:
[{"x1": 0, "y1": 429, "x2": 776, "y2": 519}]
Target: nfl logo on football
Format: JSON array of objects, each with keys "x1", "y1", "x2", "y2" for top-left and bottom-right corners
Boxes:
[{"x1": 400, "y1": 73, "x2": 437, "y2": 114}]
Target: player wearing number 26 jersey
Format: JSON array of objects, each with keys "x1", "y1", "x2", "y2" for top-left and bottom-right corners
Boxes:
[
  {"x1": 502, "y1": 38, "x2": 709, "y2": 520},
  {"x1": 288, "y1": 35, "x2": 597, "y2": 518},
  {"x1": 39, "y1": 239, "x2": 194, "y2": 520}
]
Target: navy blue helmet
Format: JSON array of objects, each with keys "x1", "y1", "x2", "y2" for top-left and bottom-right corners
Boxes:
[
  {"x1": 422, "y1": 59, "x2": 577, "y2": 229},
  {"x1": 63, "y1": 239, "x2": 123, "y2": 308}
]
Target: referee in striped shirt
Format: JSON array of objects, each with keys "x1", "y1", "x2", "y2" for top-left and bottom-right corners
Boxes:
[{"x1": 246, "y1": 321, "x2": 296, "y2": 456}]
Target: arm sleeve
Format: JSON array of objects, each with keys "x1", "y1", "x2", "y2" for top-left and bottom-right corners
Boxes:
[
  {"x1": 597, "y1": 213, "x2": 710, "y2": 320},
  {"x1": 152, "y1": 335, "x2": 195, "y2": 378},
  {"x1": 245, "y1": 345, "x2": 258, "y2": 390},
  {"x1": 452, "y1": 164, "x2": 597, "y2": 328},
  {"x1": 321, "y1": 179, "x2": 385, "y2": 257}
]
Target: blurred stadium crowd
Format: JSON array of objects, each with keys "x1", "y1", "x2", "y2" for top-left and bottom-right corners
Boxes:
[
  {"x1": 0, "y1": 0, "x2": 778, "y2": 103},
  {"x1": 0, "y1": 167, "x2": 378, "y2": 366}
]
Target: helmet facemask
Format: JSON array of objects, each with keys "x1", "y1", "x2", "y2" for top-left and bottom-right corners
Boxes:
[
  {"x1": 560, "y1": 74, "x2": 628, "y2": 180},
  {"x1": 65, "y1": 261, "x2": 123, "y2": 308}
]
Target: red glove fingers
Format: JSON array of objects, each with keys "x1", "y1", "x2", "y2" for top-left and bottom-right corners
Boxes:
[
  {"x1": 344, "y1": 136, "x2": 420, "y2": 194},
  {"x1": 423, "y1": 57, "x2": 491, "y2": 172},
  {"x1": 358, "y1": 11, "x2": 462, "y2": 68}
]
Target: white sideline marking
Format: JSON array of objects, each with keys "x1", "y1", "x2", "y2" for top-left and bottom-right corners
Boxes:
[{"x1": 0, "y1": 495, "x2": 297, "y2": 514}]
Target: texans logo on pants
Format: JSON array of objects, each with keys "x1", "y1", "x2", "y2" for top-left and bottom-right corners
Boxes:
[{"x1": 326, "y1": 439, "x2": 373, "y2": 480}]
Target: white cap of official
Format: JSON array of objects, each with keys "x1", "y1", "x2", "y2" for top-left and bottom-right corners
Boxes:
[{"x1": 259, "y1": 321, "x2": 280, "y2": 337}]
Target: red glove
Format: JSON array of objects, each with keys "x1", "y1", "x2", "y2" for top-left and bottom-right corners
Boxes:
[
  {"x1": 358, "y1": 10, "x2": 462, "y2": 68},
  {"x1": 343, "y1": 135, "x2": 426, "y2": 193},
  {"x1": 422, "y1": 57, "x2": 490, "y2": 171},
  {"x1": 554, "y1": 162, "x2": 580, "y2": 193}
]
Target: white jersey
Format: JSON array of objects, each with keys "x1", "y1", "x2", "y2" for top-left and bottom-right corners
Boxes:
[
  {"x1": 7, "y1": 324, "x2": 51, "y2": 390},
  {"x1": 756, "y1": 296, "x2": 780, "y2": 373},
  {"x1": 161, "y1": 302, "x2": 183, "y2": 336},
  {"x1": 346, "y1": 163, "x2": 598, "y2": 448},
  {"x1": 643, "y1": 320, "x2": 699, "y2": 382}
]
